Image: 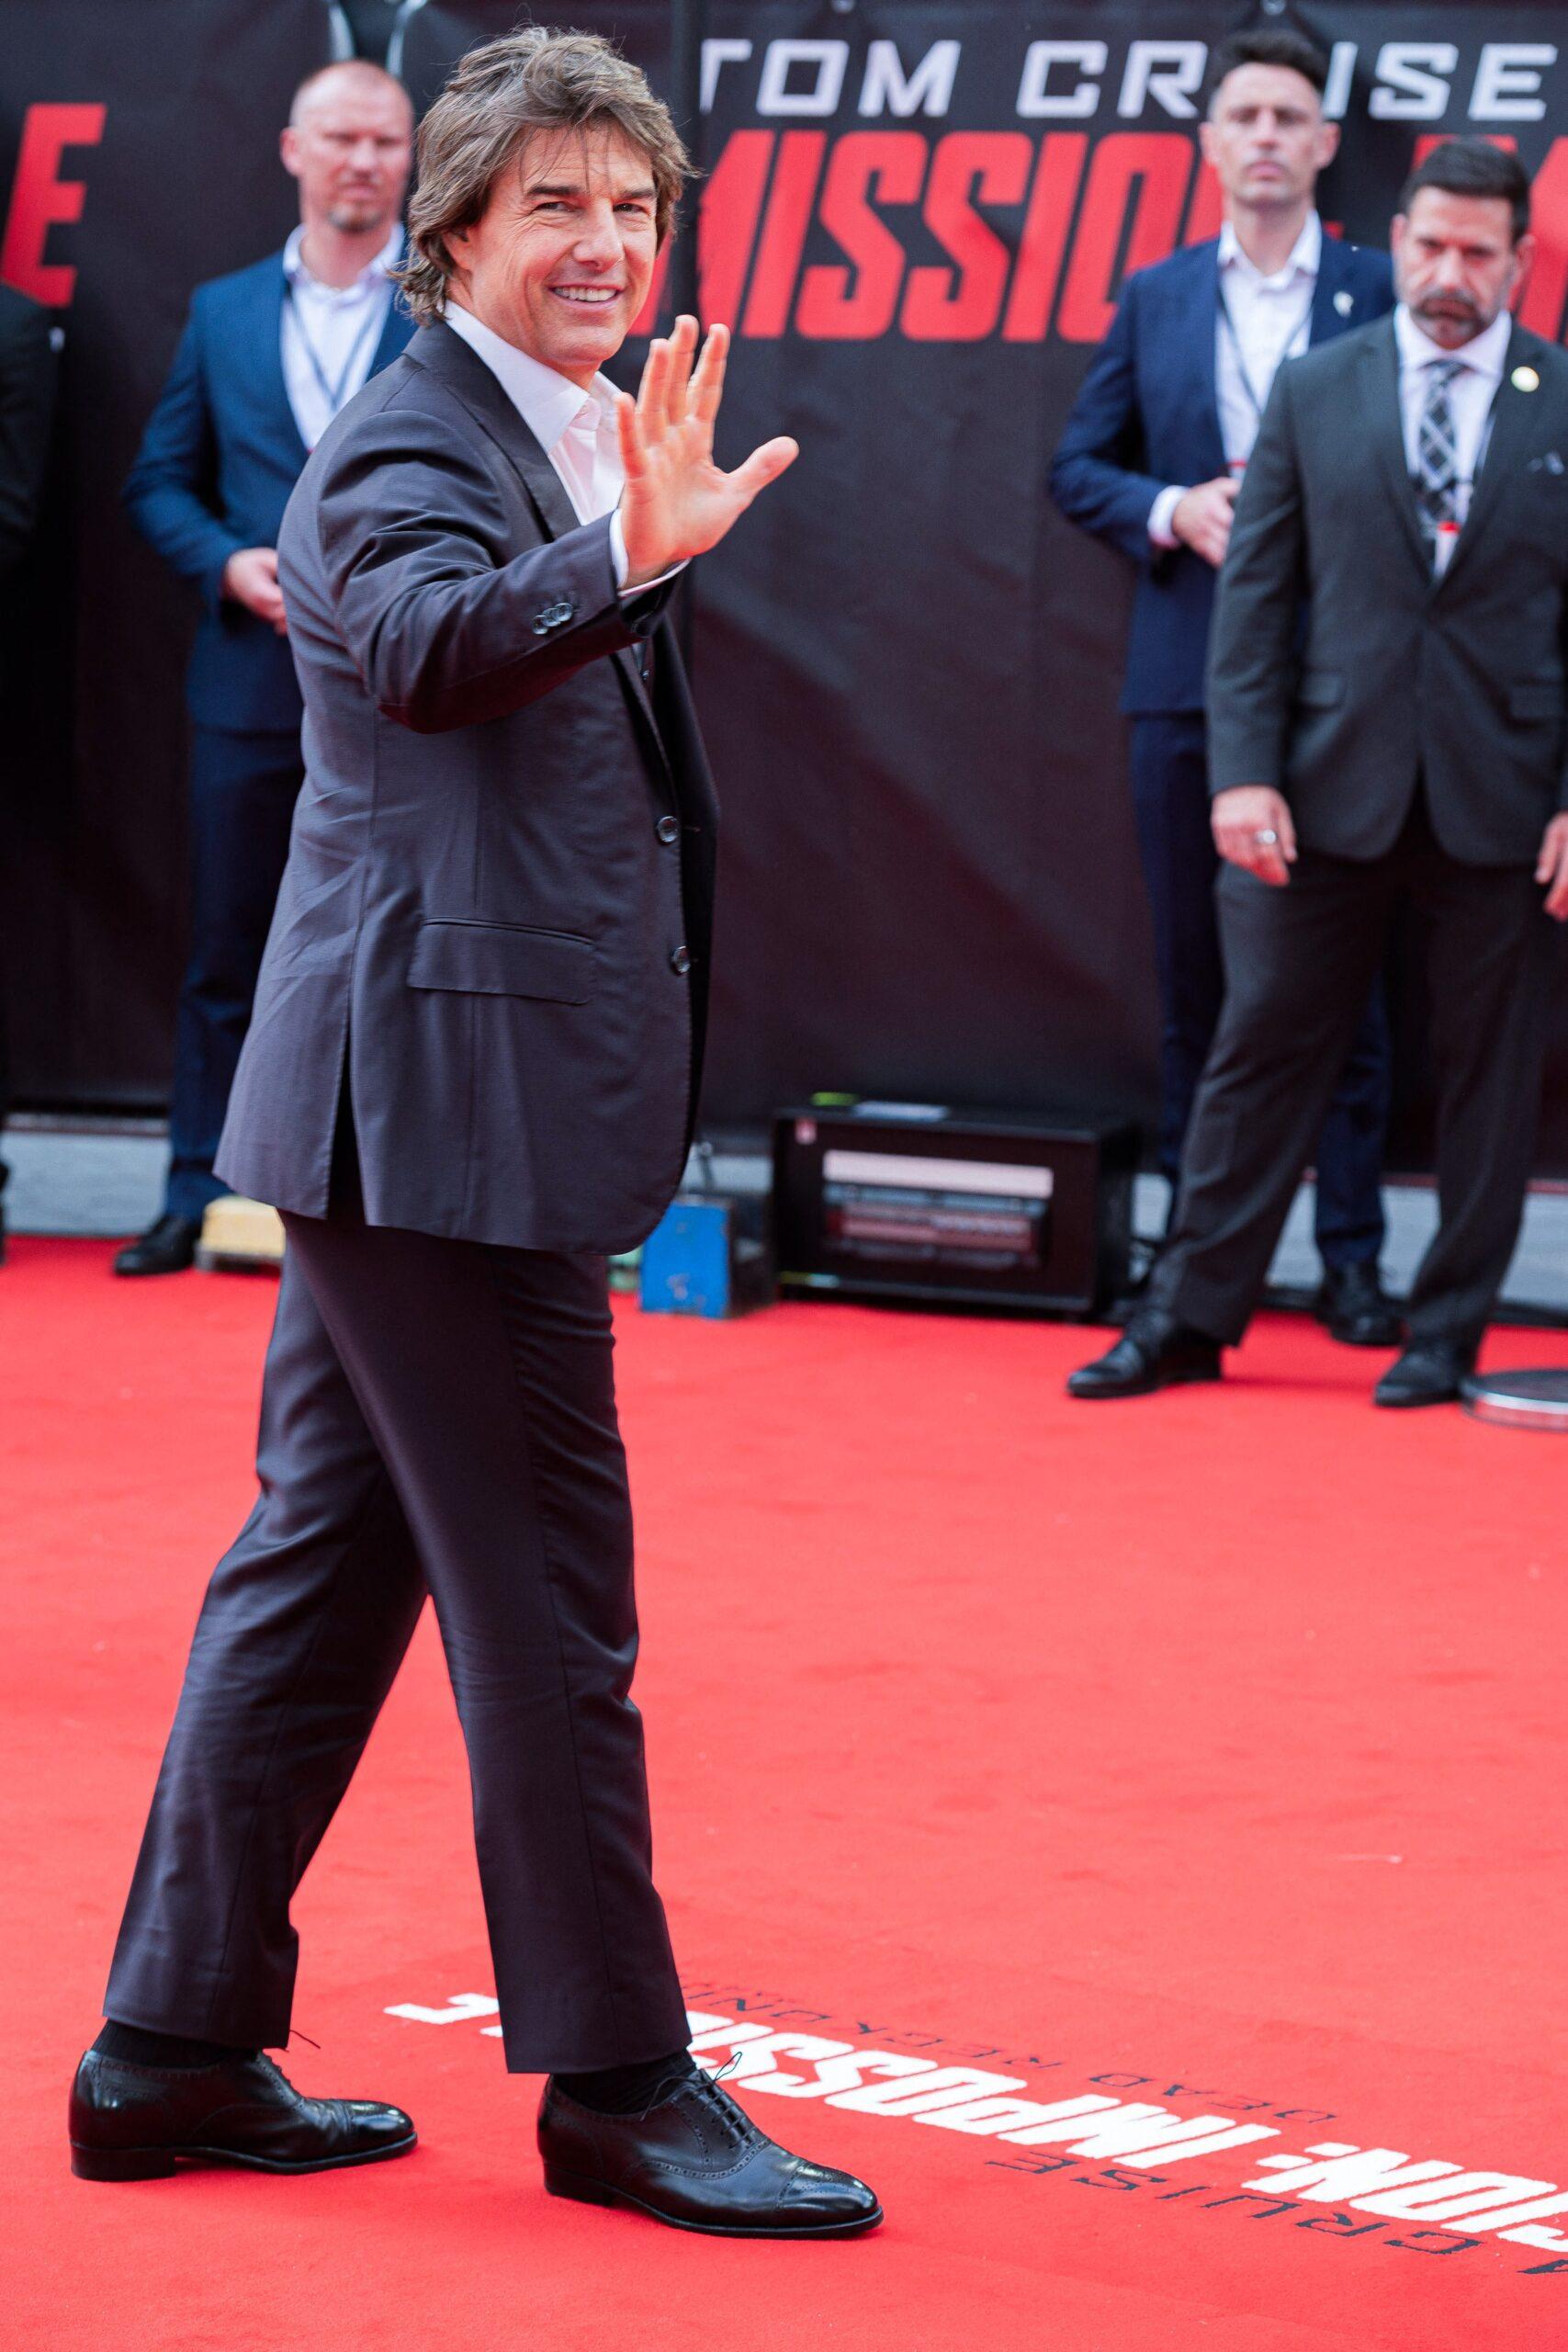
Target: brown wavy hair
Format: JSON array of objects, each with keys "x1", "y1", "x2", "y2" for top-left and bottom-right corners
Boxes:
[{"x1": 397, "y1": 28, "x2": 692, "y2": 326}]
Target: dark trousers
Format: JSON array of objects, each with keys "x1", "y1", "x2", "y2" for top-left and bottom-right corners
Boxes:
[
  {"x1": 1129, "y1": 714, "x2": 1391, "y2": 1266},
  {"x1": 1151, "y1": 795, "x2": 1557, "y2": 1351},
  {"x1": 104, "y1": 1143, "x2": 688, "y2": 2074},
  {"x1": 164, "y1": 726, "x2": 302, "y2": 1221}
]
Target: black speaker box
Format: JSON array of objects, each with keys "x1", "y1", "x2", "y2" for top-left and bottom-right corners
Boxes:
[{"x1": 772, "y1": 1103, "x2": 1137, "y2": 1316}]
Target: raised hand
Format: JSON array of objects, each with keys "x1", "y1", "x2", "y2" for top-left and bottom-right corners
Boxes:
[{"x1": 616, "y1": 315, "x2": 797, "y2": 590}]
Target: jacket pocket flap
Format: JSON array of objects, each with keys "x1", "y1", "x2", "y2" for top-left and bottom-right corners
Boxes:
[
  {"x1": 1509, "y1": 681, "x2": 1566, "y2": 720},
  {"x1": 1295, "y1": 671, "x2": 1344, "y2": 709},
  {"x1": 407, "y1": 920, "x2": 595, "y2": 1002}
]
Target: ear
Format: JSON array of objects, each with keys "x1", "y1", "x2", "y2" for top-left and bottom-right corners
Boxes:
[
  {"x1": 1198, "y1": 118, "x2": 1218, "y2": 172},
  {"x1": 1510, "y1": 230, "x2": 1538, "y2": 308},
  {"x1": 280, "y1": 125, "x2": 301, "y2": 182},
  {"x1": 1316, "y1": 119, "x2": 1340, "y2": 170}
]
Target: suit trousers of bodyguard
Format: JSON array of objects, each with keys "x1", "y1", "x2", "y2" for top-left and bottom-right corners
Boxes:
[
  {"x1": 1151, "y1": 793, "x2": 1557, "y2": 1351},
  {"x1": 1128, "y1": 711, "x2": 1391, "y2": 1250},
  {"x1": 105, "y1": 1140, "x2": 690, "y2": 2075}
]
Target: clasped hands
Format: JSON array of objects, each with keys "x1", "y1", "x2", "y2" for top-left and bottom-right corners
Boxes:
[
  {"x1": 1213, "y1": 786, "x2": 1568, "y2": 918},
  {"x1": 616, "y1": 315, "x2": 798, "y2": 592}
]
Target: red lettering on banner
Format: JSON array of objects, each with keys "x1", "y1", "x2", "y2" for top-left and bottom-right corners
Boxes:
[
  {"x1": 1516, "y1": 141, "x2": 1568, "y2": 342},
  {"x1": 742, "y1": 130, "x2": 827, "y2": 338},
  {"x1": 1056, "y1": 133, "x2": 1194, "y2": 345},
  {"x1": 1, "y1": 103, "x2": 106, "y2": 305},
  {"x1": 903, "y1": 132, "x2": 1031, "y2": 343},
  {"x1": 1183, "y1": 160, "x2": 1224, "y2": 247},
  {"x1": 632, "y1": 130, "x2": 776, "y2": 334},
  {"x1": 796, "y1": 131, "x2": 924, "y2": 341},
  {"x1": 1001, "y1": 134, "x2": 1087, "y2": 343}
]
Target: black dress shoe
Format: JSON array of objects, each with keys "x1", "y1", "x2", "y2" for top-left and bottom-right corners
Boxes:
[
  {"x1": 1067, "y1": 1308, "x2": 1223, "y2": 1399},
  {"x1": 113, "y1": 1213, "x2": 202, "y2": 1277},
  {"x1": 1373, "y1": 1339, "x2": 1478, "y2": 1409},
  {"x1": 1314, "y1": 1261, "x2": 1405, "y2": 1349},
  {"x1": 537, "y1": 2070, "x2": 882, "y2": 2236},
  {"x1": 69, "y1": 2047, "x2": 416, "y2": 2180}
]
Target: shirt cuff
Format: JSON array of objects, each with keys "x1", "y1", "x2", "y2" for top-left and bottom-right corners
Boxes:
[
  {"x1": 610, "y1": 508, "x2": 686, "y2": 600},
  {"x1": 1147, "y1": 486, "x2": 1188, "y2": 550}
]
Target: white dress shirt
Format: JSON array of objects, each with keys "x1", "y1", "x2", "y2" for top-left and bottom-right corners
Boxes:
[
  {"x1": 1149, "y1": 212, "x2": 1322, "y2": 548},
  {"x1": 443, "y1": 301, "x2": 679, "y2": 598},
  {"x1": 1393, "y1": 300, "x2": 1512, "y2": 532},
  {"x1": 281, "y1": 224, "x2": 402, "y2": 452}
]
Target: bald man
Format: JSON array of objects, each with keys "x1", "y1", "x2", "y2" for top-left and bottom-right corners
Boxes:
[{"x1": 118, "y1": 63, "x2": 415, "y2": 1274}]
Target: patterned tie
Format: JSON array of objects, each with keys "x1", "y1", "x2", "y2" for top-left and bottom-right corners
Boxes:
[{"x1": 1414, "y1": 359, "x2": 1464, "y2": 567}]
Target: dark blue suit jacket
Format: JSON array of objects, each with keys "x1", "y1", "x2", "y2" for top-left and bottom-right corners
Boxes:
[
  {"x1": 1049, "y1": 233, "x2": 1393, "y2": 715},
  {"x1": 124, "y1": 248, "x2": 413, "y2": 734}
]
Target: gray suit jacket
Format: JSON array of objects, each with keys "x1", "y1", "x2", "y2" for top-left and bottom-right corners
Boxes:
[
  {"x1": 1208, "y1": 315, "x2": 1568, "y2": 865},
  {"x1": 216, "y1": 321, "x2": 717, "y2": 1253}
]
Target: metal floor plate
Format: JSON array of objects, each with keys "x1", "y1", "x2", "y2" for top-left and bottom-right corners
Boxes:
[{"x1": 1462, "y1": 1367, "x2": 1568, "y2": 1431}]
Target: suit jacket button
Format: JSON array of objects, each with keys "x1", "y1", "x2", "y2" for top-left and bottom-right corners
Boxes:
[
  {"x1": 532, "y1": 615, "x2": 551, "y2": 635},
  {"x1": 657, "y1": 816, "x2": 680, "y2": 844},
  {"x1": 670, "y1": 944, "x2": 693, "y2": 976}
]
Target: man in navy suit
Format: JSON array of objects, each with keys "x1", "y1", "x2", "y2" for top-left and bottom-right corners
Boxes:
[
  {"x1": 118, "y1": 60, "x2": 414, "y2": 1274},
  {"x1": 1052, "y1": 27, "x2": 1399, "y2": 1349}
]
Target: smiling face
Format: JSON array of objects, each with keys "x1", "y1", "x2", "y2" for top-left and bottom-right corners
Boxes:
[
  {"x1": 281, "y1": 67, "x2": 413, "y2": 240},
  {"x1": 1393, "y1": 187, "x2": 1532, "y2": 349},
  {"x1": 1201, "y1": 62, "x2": 1337, "y2": 217},
  {"x1": 446, "y1": 123, "x2": 660, "y2": 387}
]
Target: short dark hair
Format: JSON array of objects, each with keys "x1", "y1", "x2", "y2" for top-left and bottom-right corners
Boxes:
[
  {"x1": 1206, "y1": 26, "x2": 1329, "y2": 109},
  {"x1": 1398, "y1": 138, "x2": 1532, "y2": 244}
]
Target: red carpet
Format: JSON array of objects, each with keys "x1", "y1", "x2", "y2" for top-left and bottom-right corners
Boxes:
[{"x1": 7, "y1": 1238, "x2": 1568, "y2": 2348}]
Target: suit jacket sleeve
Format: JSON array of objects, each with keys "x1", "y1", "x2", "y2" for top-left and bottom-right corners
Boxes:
[
  {"x1": 1205, "y1": 363, "x2": 1305, "y2": 796},
  {"x1": 311, "y1": 400, "x2": 675, "y2": 734},
  {"x1": 1047, "y1": 279, "x2": 1170, "y2": 567},
  {"x1": 122, "y1": 294, "x2": 246, "y2": 607},
  {"x1": 0, "y1": 297, "x2": 57, "y2": 582}
]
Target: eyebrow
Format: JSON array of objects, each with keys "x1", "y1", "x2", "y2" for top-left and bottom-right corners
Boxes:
[{"x1": 522, "y1": 178, "x2": 657, "y2": 201}]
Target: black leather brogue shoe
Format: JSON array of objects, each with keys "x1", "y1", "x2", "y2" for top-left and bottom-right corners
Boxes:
[
  {"x1": 113, "y1": 1214, "x2": 202, "y2": 1277},
  {"x1": 537, "y1": 2068, "x2": 882, "y2": 2237},
  {"x1": 1067, "y1": 1307, "x2": 1223, "y2": 1399},
  {"x1": 69, "y1": 2048, "x2": 416, "y2": 2180},
  {"x1": 1314, "y1": 1262, "x2": 1405, "y2": 1349},
  {"x1": 1372, "y1": 1339, "x2": 1477, "y2": 1409}
]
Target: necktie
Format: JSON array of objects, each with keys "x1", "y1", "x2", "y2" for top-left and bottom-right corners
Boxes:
[{"x1": 1415, "y1": 359, "x2": 1464, "y2": 567}]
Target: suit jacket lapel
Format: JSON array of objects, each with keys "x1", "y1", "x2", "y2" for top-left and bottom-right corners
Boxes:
[
  {"x1": 1435, "y1": 324, "x2": 1532, "y2": 596},
  {"x1": 406, "y1": 323, "x2": 666, "y2": 746},
  {"x1": 1361, "y1": 321, "x2": 1428, "y2": 573},
  {"x1": 1189, "y1": 243, "x2": 1226, "y2": 477},
  {"x1": 265, "y1": 257, "x2": 310, "y2": 469},
  {"x1": 1309, "y1": 235, "x2": 1359, "y2": 345}
]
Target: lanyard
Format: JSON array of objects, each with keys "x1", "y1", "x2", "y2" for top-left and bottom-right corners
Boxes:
[
  {"x1": 285, "y1": 280, "x2": 388, "y2": 432},
  {"x1": 1216, "y1": 278, "x2": 1314, "y2": 426}
]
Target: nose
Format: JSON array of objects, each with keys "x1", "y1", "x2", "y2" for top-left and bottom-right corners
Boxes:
[
  {"x1": 1433, "y1": 245, "x2": 1468, "y2": 288},
  {"x1": 572, "y1": 202, "x2": 624, "y2": 266}
]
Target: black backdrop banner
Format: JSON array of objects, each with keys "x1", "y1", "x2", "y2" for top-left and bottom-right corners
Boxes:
[{"x1": 6, "y1": 4, "x2": 1568, "y2": 1166}]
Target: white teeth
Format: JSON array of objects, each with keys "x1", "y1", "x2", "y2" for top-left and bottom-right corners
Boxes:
[{"x1": 553, "y1": 288, "x2": 618, "y2": 305}]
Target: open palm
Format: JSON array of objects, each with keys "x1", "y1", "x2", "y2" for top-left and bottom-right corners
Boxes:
[{"x1": 616, "y1": 315, "x2": 797, "y2": 590}]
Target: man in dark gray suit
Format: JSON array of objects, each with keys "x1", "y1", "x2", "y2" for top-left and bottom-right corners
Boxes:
[
  {"x1": 1072, "y1": 141, "x2": 1568, "y2": 1408},
  {"x1": 72, "y1": 29, "x2": 880, "y2": 2238}
]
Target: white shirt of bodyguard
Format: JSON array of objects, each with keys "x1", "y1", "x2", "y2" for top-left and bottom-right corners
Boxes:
[
  {"x1": 281, "y1": 223, "x2": 402, "y2": 452},
  {"x1": 1393, "y1": 299, "x2": 1511, "y2": 533},
  {"x1": 1148, "y1": 211, "x2": 1322, "y2": 548},
  {"x1": 443, "y1": 299, "x2": 681, "y2": 599}
]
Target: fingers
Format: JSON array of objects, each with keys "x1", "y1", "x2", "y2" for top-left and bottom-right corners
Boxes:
[
  {"x1": 1275, "y1": 800, "x2": 1298, "y2": 864},
  {"x1": 637, "y1": 336, "x2": 671, "y2": 441},
  {"x1": 665, "y1": 313, "x2": 697, "y2": 431},
  {"x1": 615, "y1": 388, "x2": 648, "y2": 482},
  {"x1": 1540, "y1": 822, "x2": 1568, "y2": 919},
  {"x1": 689, "y1": 322, "x2": 731, "y2": 431},
  {"x1": 726, "y1": 435, "x2": 799, "y2": 504}
]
